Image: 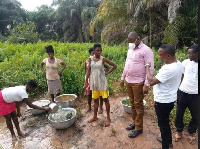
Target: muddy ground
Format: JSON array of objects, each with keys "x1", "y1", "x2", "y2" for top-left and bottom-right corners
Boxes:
[{"x1": 0, "y1": 89, "x2": 198, "y2": 149}]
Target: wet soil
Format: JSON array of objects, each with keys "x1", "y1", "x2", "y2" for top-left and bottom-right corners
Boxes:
[{"x1": 0, "y1": 91, "x2": 198, "y2": 149}]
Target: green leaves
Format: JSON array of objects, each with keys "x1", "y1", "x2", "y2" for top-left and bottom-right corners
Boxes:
[
  {"x1": 0, "y1": 42, "x2": 187, "y2": 96},
  {"x1": 7, "y1": 21, "x2": 39, "y2": 43}
]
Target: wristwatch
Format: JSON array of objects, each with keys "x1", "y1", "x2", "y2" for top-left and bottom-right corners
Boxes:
[
  {"x1": 145, "y1": 63, "x2": 150, "y2": 67},
  {"x1": 145, "y1": 83, "x2": 150, "y2": 87}
]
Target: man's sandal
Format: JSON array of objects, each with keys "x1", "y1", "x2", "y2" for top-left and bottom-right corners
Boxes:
[
  {"x1": 187, "y1": 136, "x2": 196, "y2": 145},
  {"x1": 173, "y1": 133, "x2": 182, "y2": 142}
]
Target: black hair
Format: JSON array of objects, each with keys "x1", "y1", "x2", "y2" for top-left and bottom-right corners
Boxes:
[
  {"x1": 128, "y1": 31, "x2": 139, "y2": 39},
  {"x1": 93, "y1": 43, "x2": 102, "y2": 50},
  {"x1": 89, "y1": 47, "x2": 94, "y2": 54},
  {"x1": 189, "y1": 44, "x2": 198, "y2": 53},
  {"x1": 159, "y1": 44, "x2": 175, "y2": 56},
  {"x1": 26, "y1": 80, "x2": 38, "y2": 88},
  {"x1": 45, "y1": 45, "x2": 54, "y2": 53}
]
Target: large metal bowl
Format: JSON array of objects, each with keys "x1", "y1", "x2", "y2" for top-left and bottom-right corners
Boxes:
[
  {"x1": 48, "y1": 108, "x2": 77, "y2": 129},
  {"x1": 27, "y1": 100, "x2": 50, "y2": 115},
  {"x1": 55, "y1": 94, "x2": 77, "y2": 108},
  {"x1": 120, "y1": 97, "x2": 132, "y2": 114}
]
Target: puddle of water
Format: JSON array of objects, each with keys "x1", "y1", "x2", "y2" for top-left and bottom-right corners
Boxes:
[{"x1": 0, "y1": 102, "x2": 78, "y2": 149}]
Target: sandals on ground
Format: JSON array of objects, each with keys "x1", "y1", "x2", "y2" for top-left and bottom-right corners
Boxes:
[
  {"x1": 187, "y1": 136, "x2": 196, "y2": 145},
  {"x1": 173, "y1": 133, "x2": 182, "y2": 142}
]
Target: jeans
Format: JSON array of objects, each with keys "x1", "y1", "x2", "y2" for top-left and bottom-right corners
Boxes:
[
  {"x1": 175, "y1": 90, "x2": 198, "y2": 134},
  {"x1": 155, "y1": 101, "x2": 174, "y2": 149}
]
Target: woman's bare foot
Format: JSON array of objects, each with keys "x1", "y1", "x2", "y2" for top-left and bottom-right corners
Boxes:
[
  {"x1": 87, "y1": 108, "x2": 92, "y2": 113},
  {"x1": 173, "y1": 133, "x2": 182, "y2": 142},
  {"x1": 88, "y1": 117, "x2": 98, "y2": 123},
  {"x1": 11, "y1": 134, "x2": 17, "y2": 141},
  {"x1": 188, "y1": 134, "x2": 197, "y2": 145},
  {"x1": 18, "y1": 131, "x2": 26, "y2": 138},
  {"x1": 105, "y1": 118, "x2": 111, "y2": 127},
  {"x1": 98, "y1": 108, "x2": 103, "y2": 114}
]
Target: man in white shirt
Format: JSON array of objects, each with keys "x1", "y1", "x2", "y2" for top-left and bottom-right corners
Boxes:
[
  {"x1": 145, "y1": 44, "x2": 183, "y2": 149},
  {"x1": 174, "y1": 44, "x2": 198, "y2": 145}
]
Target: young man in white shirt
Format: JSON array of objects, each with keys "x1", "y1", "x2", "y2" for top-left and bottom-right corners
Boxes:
[
  {"x1": 174, "y1": 44, "x2": 198, "y2": 145},
  {"x1": 145, "y1": 44, "x2": 183, "y2": 149}
]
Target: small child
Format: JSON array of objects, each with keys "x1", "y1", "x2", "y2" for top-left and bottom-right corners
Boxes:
[
  {"x1": 84, "y1": 44, "x2": 117, "y2": 127},
  {"x1": 85, "y1": 47, "x2": 109, "y2": 113}
]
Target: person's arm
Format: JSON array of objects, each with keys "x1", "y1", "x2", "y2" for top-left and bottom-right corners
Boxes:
[
  {"x1": 180, "y1": 74, "x2": 184, "y2": 83},
  {"x1": 143, "y1": 49, "x2": 154, "y2": 93},
  {"x1": 40, "y1": 61, "x2": 46, "y2": 75},
  {"x1": 120, "y1": 68, "x2": 127, "y2": 88},
  {"x1": 103, "y1": 58, "x2": 117, "y2": 75},
  {"x1": 145, "y1": 63, "x2": 160, "y2": 86},
  {"x1": 83, "y1": 58, "x2": 91, "y2": 89},
  {"x1": 120, "y1": 51, "x2": 129, "y2": 88},
  {"x1": 23, "y1": 98, "x2": 50, "y2": 111},
  {"x1": 15, "y1": 102, "x2": 21, "y2": 117},
  {"x1": 144, "y1": 49, "x2": 154, "y2": 85},
  {"x1": 85, "y1": 61, "x2": 87, "y2": 74},
  {"x1": 104, "y1": 64, "x2": 110, "y2": 72},
  {"x1": 58, "y1": 61, "x2": 66, "y2": 75}
]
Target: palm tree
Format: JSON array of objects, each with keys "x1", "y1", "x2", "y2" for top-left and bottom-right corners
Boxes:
[{"x1": 52, "y1": 0, "x2": 100, "y2": 42}]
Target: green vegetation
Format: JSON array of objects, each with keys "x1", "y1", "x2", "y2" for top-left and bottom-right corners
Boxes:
[
  {"x1": 7, "y1": 21, "x2": 39, "y2": 43},
  {"x1": 0, "y1": 42, "x2": 191, "y2": 126},
  {"x1": 0, "y1": 42, "x2": 127, "y2": 96},
  {"x1": 0, "y1": 0, "x2": 197, "y2": 47},
  {"x1": 122, "y1": 98, "x2": 131, "y2": 106},
  {"x1": 170, "y1": 104, "x2": 192, "y2": 127},
  {"x1": 66, "y1": 112, "x2": 73, "y2": 120}
]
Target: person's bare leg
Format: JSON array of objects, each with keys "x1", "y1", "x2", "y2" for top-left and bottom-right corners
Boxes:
[
  {"x1": 4, "y1": 114, "x2": 17, "y2": 141},
  {"x1": 104, "y1": 98, "x2": 111, "y2": 127},
  {"x1": 11, "y1": 112, "x2": 25, "y2": 138},
  {"x1": 50, "y1": 94, "x2": 55, "y2": 102},
  {"x1": 87, "y1": 94, "x2": 92, "y2": 112},
  {"x1": 88, "y1": 98, "x2": 99, "y2": 123},
  {"x1": 56, "y1": 92, "x2": 60, "y2": 97},
  {"x1": 98, "y1": 96, "x2": 103, "y2": 114}
]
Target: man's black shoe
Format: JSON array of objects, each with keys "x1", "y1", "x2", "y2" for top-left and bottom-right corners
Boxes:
[
  {"x1": 156, "y1": 137, "x2": 173, "y2": 148},
  {"x1": 125, "y1": 124, "x2": 135, "y2": 130},
  {"x1": 128, "y1": 129, "x2": 143, "y2": 138}
]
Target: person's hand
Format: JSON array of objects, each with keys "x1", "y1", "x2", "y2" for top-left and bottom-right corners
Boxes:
[
  {"x1": 120, "y1": 80, "x2": 124, "y2": 88},
  {"x1": 44, "y1": 107, "x2": 51, "y2": 111},
  {"x1": 58, "y1": 71, "x2": 62, "y2": 76},
  {"x1": 17, "y1": 112, "x2": 21, "y2": 117},
  {"x1": 143, "y1": 85, "x2": 149, "y2": 94},
  {"x1": 83, "y1": 83, "x2": 87, "y2": 90},
  {"x1": 145, "y1": 62, "x2": 151, "y2": 67}
]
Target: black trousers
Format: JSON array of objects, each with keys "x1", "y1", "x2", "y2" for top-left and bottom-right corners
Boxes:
[
  {"x1": 155, "y1": 101, "x2": 174, "y2": 149},
  {"x1": 175, "y1": 90, "x2": 198, "y2": 134}
]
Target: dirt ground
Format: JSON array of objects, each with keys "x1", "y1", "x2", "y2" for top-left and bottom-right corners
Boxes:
[{"x1": 0, "y1": 91, "x2": 198, "y2": 149}]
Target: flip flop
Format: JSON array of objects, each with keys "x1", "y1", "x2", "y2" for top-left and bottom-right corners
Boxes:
[
  {"x1": 173, "y1": 133, "x2": 182, "y2": 142},
  {"x1": 187, "y1": 136, "x2": 196, "y2": 145}
]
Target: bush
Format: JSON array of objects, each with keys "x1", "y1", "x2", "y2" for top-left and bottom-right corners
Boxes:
[
  {"x1": 7, "y1": 21, "x2": 39, "y2": 43},
  {"x1": 0, "y1": 42, "x2": 127, "y2": 96}
]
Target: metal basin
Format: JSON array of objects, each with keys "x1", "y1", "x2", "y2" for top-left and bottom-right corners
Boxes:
[
  {"x1": 27, "y1": 100, "x2": 50, "y2": 115},
  {"x1": 55, "y1": 94, "x2": 77, "y2": 108},
  {"x1": 120, "y1": 98, "x2": 132, "y2": 114},
  {"x1": 48, "y1": 108, "x2": 77, "y2": 129}
]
